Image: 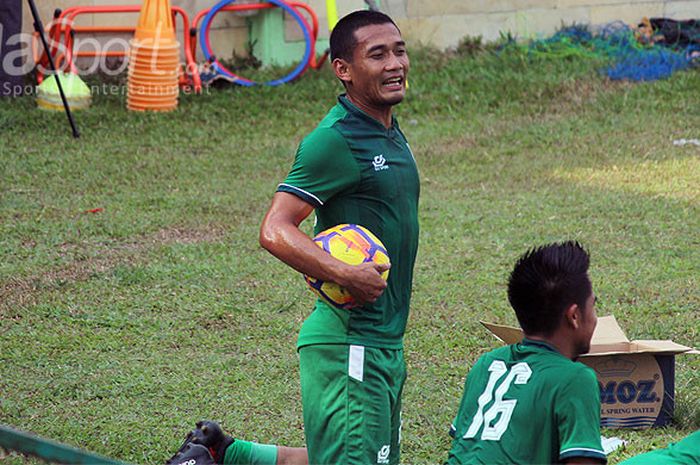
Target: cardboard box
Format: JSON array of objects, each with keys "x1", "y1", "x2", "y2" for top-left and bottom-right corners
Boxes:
[{"x1": 481, "y1": 316, "x2": 698, "y2": 428}]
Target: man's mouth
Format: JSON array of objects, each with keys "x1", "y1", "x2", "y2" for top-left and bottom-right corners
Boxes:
[{"x1": 382, "y1": 76, "x2": 404, "y2": 90}]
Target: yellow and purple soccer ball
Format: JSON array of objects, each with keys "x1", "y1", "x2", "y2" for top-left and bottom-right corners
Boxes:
[{"x1": 304, "y1": 224, "x2": 390, "y2": 309}]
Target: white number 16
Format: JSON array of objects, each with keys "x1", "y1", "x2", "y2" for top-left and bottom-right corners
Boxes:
[{"x1": 463, "y1": 360, "x2": 532, "y2": 441}]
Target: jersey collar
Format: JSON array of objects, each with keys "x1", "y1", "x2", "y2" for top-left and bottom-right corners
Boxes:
[
  {"x1": 521, "y1": 338, "x2": 561, "y2": 354},
  {"x1": 338, "y1": 94, "x2": 399, "y2": 133}
]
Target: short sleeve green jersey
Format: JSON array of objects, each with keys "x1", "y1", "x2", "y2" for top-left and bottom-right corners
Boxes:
[
  {"x1": 447, "y1": 339, "x2": 606, "y2": 465},
  {"x1": 619, "y1": 431, "x2": 700, "y2": 465},
  {"x1": 278, "y1": 95, "x2": 420, "y2": 350}
]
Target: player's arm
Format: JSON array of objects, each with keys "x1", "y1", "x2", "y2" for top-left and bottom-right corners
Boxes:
[
  {"x1": 259, "y1": 191, "x2": 389, "y2": 304},
  {"x1": 556, "y1": 367, "x2": 607, "y2": 465},
  {"x1": 166, "y1": 421, "x2": 309, "y2": 465},
  {"x1": 276, "y1": 446, "x2": 308, "y2": 465}
]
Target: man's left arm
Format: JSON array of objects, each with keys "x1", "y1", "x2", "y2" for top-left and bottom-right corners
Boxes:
[{"x1": 556, "y1": 367, "x2": 607, "y2": 464}]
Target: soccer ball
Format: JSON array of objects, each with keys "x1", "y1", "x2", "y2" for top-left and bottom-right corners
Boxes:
[{"x1": 304, "y1": 224, "x2": 390, "y2": 309}]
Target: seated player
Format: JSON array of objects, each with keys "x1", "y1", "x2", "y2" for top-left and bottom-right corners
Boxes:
[{"x1": 447, "y1": 241, "x2": 607, "y2": 465}]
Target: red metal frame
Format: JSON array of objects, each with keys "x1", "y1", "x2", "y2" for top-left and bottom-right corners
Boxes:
[
  {"x1": 33, "y1": 2, "x2": 326, "y2": 93},
  {"x1": 36, "y1": 5, "x2": 201, "y2": 92}
]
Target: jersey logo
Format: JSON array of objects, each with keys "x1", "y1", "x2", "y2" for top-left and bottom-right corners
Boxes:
[
  {"x1": 377, "y1": 445, "x2": 390, "y2": 464},
  {"x1": 372, "y1": 154, "x2": 389, "y2": 171}
]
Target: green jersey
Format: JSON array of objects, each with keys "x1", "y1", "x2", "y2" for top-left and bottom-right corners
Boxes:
[
  {"x1": 448, "y1": 339, "x2": 606, "y2": 465},
  {"x1": 278, "y1": 95, "x2": 420, "y2": 350},
  {"x1": 619, "y1": 431, "x2": 700, "y2": 465}
]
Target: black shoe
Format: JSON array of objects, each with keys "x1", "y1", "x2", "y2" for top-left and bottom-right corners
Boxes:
[
  {"x1": 166, "y1": 421, "x2": 234, "y2": 465},
  {"x1": 166, "y1": 443, "x2": 216, "y2": 465}
]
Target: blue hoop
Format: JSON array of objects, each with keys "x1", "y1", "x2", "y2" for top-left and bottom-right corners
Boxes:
[{"x1": 200, "y1": 0, "x2": 313, "y2": 86}]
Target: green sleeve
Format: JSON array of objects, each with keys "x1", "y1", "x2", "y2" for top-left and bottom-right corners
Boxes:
[
  {"x1": 277, "y1": 127, "x2": 360, "y2": 207},
  {"x1": 224, "y1": 439, "x2": 253, "y2": 465},
  {"x1": 556, "y1": 365, "x2": 606, "y2": 463},
  {"x1": 224, "y1": 440, "x2": 278, "y2": 465},
  {"x1": 619, "y1": 431, "x2": 700, "y2": 465}
]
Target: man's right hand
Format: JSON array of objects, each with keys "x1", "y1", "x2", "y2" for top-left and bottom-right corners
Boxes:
[{"x1": 339, "y1": 261, "x2": 391, "y2": 306}]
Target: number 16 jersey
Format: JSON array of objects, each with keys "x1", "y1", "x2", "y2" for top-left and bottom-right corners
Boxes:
[{"x1": 447, "y1": 339, "x2": 606, "y2": 465}]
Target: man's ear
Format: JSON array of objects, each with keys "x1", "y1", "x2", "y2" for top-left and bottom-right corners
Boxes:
[
  {"x1": 564, "y1": 303, "x2": 582, "y2": 330},
  {"x1": 332, "y1": 57, "x2": 352, "y2": 85}
]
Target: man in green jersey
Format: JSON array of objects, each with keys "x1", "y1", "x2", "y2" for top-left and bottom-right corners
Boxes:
[
  {"x1": 619, "y1": 430, "x2": 700, "y2": 465},
  {"x1": 167, "y1": 13, "x2": 416, "y2": 464},
  {"x1": 259, "y1": 9, "x2": 418, "y2": 465},
  {"x1": 447, "y1": 241, "x2": 607, "y2": 465}
]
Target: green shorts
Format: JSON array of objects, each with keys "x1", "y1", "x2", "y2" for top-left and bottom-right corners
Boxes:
[{"x1": 299, "y1": 344, "x2": 406, "y2": 465}]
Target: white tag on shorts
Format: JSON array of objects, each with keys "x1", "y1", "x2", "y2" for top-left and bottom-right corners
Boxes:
[{"x1": 348, "y1": 345, "x2": 365, "y2": 382}]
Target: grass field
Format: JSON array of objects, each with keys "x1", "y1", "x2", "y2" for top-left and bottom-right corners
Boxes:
[{"x1": 1, "y1": 43, "x2": 699, "y2": 465}]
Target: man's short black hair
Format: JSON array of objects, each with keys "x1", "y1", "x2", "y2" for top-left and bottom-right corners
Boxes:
[
  {"x1": 507, "y1": 241, "x2": 592, "y2": 336},
  {"x1": 330, "y1": 10, "x2": 399, "y2": 62}
]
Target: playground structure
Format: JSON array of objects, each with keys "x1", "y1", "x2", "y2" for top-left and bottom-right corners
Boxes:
[{"x1": 34, "y1": 0, "x2": 328, "y2": 93}]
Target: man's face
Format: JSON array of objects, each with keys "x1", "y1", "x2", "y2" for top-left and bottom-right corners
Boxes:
[
  {"x1": 575, "y1": 292, "x2": 598, "y2": 357},
  {"x1": 344, "y1": 23, "x2": 409, "y2": 107}
]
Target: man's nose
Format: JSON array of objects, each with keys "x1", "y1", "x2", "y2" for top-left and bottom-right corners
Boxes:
[{"x1": 385, "y1": 52, "x2": 403, "y2": 70}]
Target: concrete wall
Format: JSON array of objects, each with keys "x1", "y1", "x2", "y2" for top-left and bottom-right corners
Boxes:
[
  {"x1": 391, "y1": 0, "x2": 700, "y2": 49},
  {"x1": 18, "y1": 0, "x2": 700, "y2": 62}
]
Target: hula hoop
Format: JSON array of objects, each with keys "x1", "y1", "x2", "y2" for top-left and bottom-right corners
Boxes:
[{"x1": 200, "y1": 0, "x2": 313, "y2": 86}]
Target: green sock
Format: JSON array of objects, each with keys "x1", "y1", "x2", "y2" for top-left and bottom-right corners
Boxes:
[{"x1": 223, "y1": 439, "x2": 278, "y2": 465}]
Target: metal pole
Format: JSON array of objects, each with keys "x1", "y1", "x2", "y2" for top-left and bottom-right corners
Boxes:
[
  {"x1": 0, "y1": 424, "x2": 129, "y2": 465},
  {"x1": 26, "y1": 0, "x2": 80, "y2": 138}
]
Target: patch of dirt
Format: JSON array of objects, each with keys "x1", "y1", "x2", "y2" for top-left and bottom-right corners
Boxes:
[
  {"x1": 0, "y1": 225, "x2": 228, "y2": 314},
  {"x1": 150, "y1": 225, "x2": 227, "y2": 245},
  {"x1": 0, "y1": 255, "x2": 129, "y2": 314},
  {"x1": 417, "y1": 136, "x2": 479, "y2": 161},
  {"x1": 549, "y1": 77, "x2": 632, "y2": 112}
]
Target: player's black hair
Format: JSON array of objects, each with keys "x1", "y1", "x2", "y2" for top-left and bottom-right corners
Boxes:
[
  {"x1": 507, "y1": 241, "x2": 592, "y2": 336},
  {"x1": 330, "y1": 10, "x2": 400, "y2": 62}
]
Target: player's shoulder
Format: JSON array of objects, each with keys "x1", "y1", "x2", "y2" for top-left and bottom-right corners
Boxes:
[
  {"x1": 299, "y1": 120, "x2": 350, "y2": 159},
  {"x1": 517, "y1": 342, "x2": 596, "y2": 381},
  {"x1": 303, "y1": 101, "x2": 351, "y2": 141},
  {"x1": 314, "y1": 100, "x2": 352, "y2": 133},
  {"x1": 531, "y1": 346, "x2": 595, "y2": 378},
  {"x1": 538, "y1": 356, "x2": 598, "y2": 400},
  {"x1": 473, "y1": 345, "x2": 512, "y2": 365},
  {"x1": 557, "y1": 359, "x2": 597, "y2": 387},
  {"x1": 470, "y1": 345, "x2": 526, "y2": 374},
  {"x1": 474, "y1": 342, "x2": 594, "y2": 376},
  {"x1": 487, "y1": 344, "x2": 514, "y2": 359}
]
